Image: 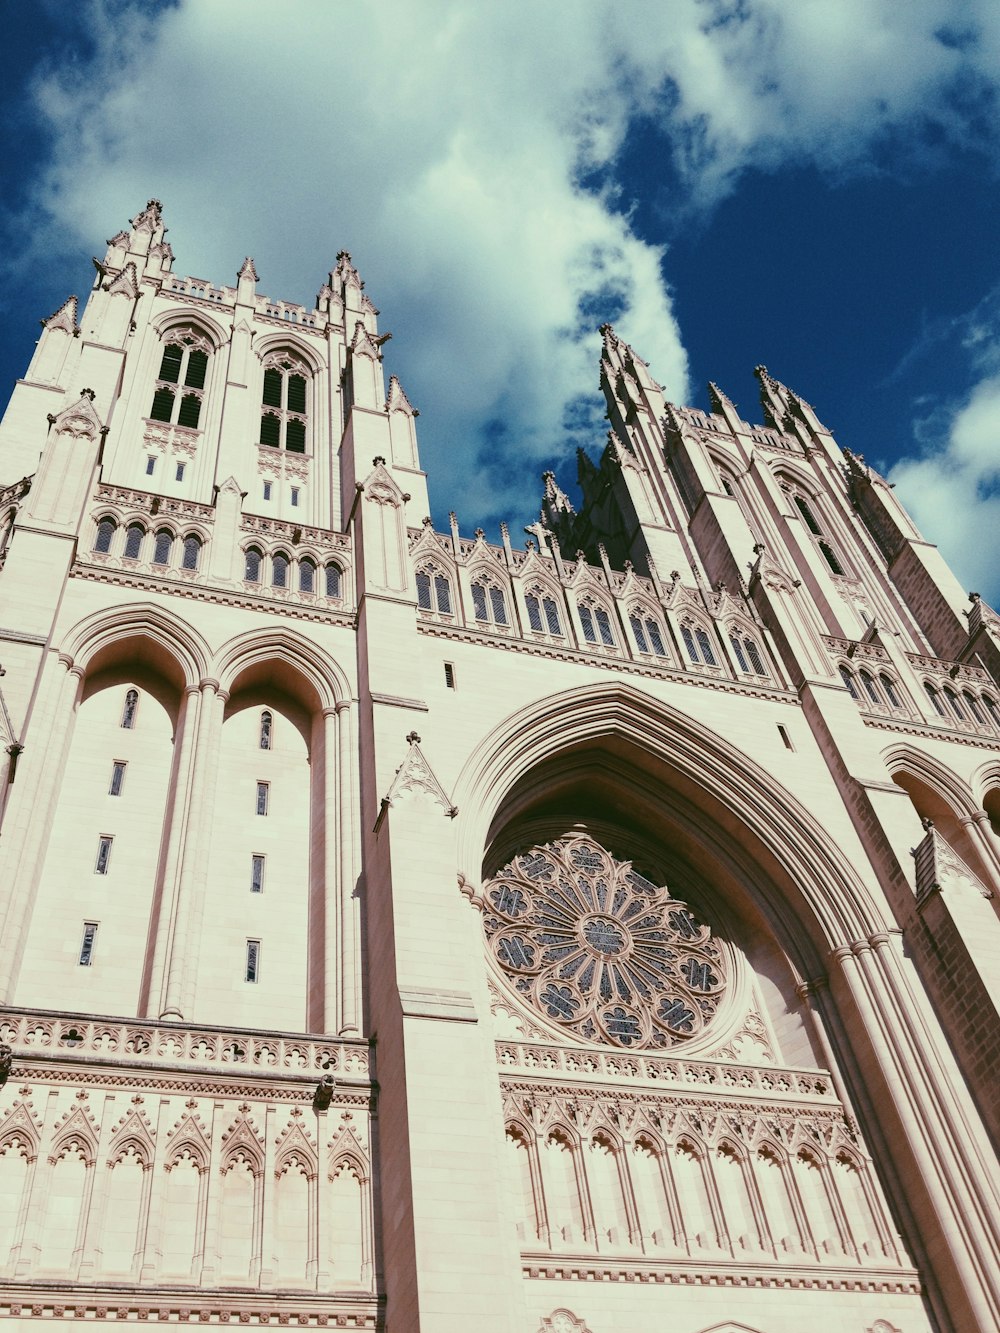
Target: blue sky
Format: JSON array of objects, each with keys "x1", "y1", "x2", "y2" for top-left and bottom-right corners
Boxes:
[{"x1": 2, "y1": 1, "x2": 1000, "y2": 600}]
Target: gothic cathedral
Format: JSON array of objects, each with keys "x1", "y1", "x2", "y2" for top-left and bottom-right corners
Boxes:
[{"x1": 0, "y1": 201, "x2": 997, "y2": 1333}]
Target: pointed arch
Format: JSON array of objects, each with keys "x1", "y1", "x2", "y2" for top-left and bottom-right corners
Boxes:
[
  {"x1": 149, "y1": 307, "x2": 230, "y2": 352},
  {"x1": 59, "y1": 601, "x2": 210, "y2": 690},
  {"x1": 214, "y1": 627, "x2": 351, "y2": 710}
]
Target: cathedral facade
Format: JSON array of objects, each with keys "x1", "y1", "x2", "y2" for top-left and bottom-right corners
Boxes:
[{"x1": 0, "y1": 200, "x2": 997, "y2": 1333}]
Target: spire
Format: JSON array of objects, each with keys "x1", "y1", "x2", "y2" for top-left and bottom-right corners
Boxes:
[
  {"x1": 126, "y1": 199, "x2": 166, "y2": 260},
  {"x1": 707, "y1": 380, "x2": 744, "y2": 433},
  {"x1": 237, "y1": 256, "x2": 258, "y2": 303},
  {"x1": 385, "y1": 375, "x2": 418, "y2": 417},
  {"x1": 238, "y1": 256, "x2": 258, "y2": 282},
  {"x1": 40, "y1": 296, "x2": 79, "y2": 336},
  {"x1": 754, "y1": 364, "x2": 827, "y2": 435}
]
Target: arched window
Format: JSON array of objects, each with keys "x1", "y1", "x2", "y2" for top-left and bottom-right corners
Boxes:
[
  {"x1": 963, "y1": 691, "x2": 986, "y2": 725},
  {"x1": 272, "y1": 551, "x2": 289, "y2": 589},
  {"x1": 93, "y1": 517, "x2": 116, "y2": 554},
  {"x1": 943, "y1": 687, "x2": 966, "y2": 721},
  {"x1": 525, "y1": 589, "x2": 562, "y2": 636},
  {"x1": 630, "y1": 611, "x2": 667, "y2": 657},
  {"x1": 123, "y1": 524, "x2": 144, "y2": 559},
  {"x1": 859, "y1": 670, "x2": 881, "y2": 706},
  {"x1": 729, "y1": 631, "x2": 768, "y2": 676},
  {"x1": 244, "y1": 547, "x2": 262, "y2": 583},
  {"x1": 181, "y1": 534, "x2": 201, "y2": 571},
  {"x1": 790, "y1": 489, "x2": 847, "y2": 576},
  {"x1": 260, "y1": 352, "x2": 309, "y2": 453},
  {"x1": 840, "y1": 666, "x2": 859, "y2": 700},
  {"x1": 259, "y1": 710, "x2": 272, "y2": 751},
  {"x1": 120, "y1": 688, "x2": 138, "y2": 729},
  {"x1": 299, "y1": 558, "x2": 315, "y2": 593},
  {"x1": 152, "y1": 530, "x2": 173, "y2": 566},
  {"x1": 471, "y1": 577, "x2": 509, "y2": 627},
  {"x1": 149, "y1": 328, "x2": 210, "y2": 429},
  {"x1": 681, "y1": 622, "x2": 717, "y2": 666},
  {"x1": 924, "y1": 682, "x2": 945, "y2": 716},
  {"x1": 794, "y1": 495, "x2": 823, "y2": 535},
  {"x1": 325, "y1": 563, "x2": 343, "y2": 599},
  {"x1": 983, "y1": 695, "x2": 1000, "y2": 730},
  {"x1": 415, "y1": 566, "x2": 452, "y2": 614},
  {"x1": 880, "y1": 675, "x2": 902, "y2": 709},
  {"x1": 579, "y1": 600, "x2": 615, "y2": 647}
]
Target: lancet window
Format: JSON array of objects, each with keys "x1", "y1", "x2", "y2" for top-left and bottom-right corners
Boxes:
[
  {"x1": 680, "y1": 620, "x2": 718, "y2": 667},
  {"x1": 94, "y1": 517, "x2": 116, "y2": 554},
  {"x1": 525, "y1": 587, "x2": 562, "y2": 636},
  {"x1": 415, "y1": 564, "x2": 452, "y2": 614},
  {"x1": 789, "y1": 488, "x2": 848, "y2": 577},
  {"x1": 325, "y1": 563, "x2": 343, "y2": 598},
  {"x1": 259, "y1": 351, "x2": 309, "y2": 453},
  {"x1": 181, "y1": 534, "x2": 202, "y2": 571},
  {"x1": 149, "y1": 327, "x2": 211, "y2": 429},
  {"x1": 471, "y1": 574, "x2": 509, "y2": 628},
  {"x1": 728, "y1": 629, "x2": 768, "y2": 677},
  {"x1": 152, "y1": 530, "x2": 173, "y2": 566},
  {"x1": 629, "y1": 608, "x2": 668, "y2": 658},
  {"x1": 244, "y1": 547, "x2": 263, "y2": 583},
  {"x1": 123, "y1": 524, "x2": 145, "y2": 559},
  {"x1": 578, "y1": 597, "x2": 616, "y2": 648}
]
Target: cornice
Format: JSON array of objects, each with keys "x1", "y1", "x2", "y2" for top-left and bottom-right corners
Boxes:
[
  {"x1": 862, "y1": 713, "x2": 1000, "y2": 750},
  {"x1": 0, "y1": 1288, "x2": 381, "y2": 1328},
  {"x1": 520, "y1": 1259, "x2": 921, "y2": 1293}
]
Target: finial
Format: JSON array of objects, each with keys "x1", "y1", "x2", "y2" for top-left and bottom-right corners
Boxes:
[
  {"x1": 238, "y1": 256, "x2": 258, "y2": 282},
  {"x1": 406, "y1": 731, "x2": 421, "y2": 745},
  {"x1": 372, "y1": 456, "x2": 386, "y2": 467},
  {"x1": 80, "y1": 388, "x2": 96, "y2": 400}
]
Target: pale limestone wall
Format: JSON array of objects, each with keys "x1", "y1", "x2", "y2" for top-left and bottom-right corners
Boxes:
[{"x1": 0, "y1": 202, "x2": 999, "y2": 1333}]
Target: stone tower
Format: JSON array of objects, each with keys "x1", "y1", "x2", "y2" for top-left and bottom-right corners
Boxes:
[{"x1": 0, "y1": 202, "x2": 997, "y2": 1333}]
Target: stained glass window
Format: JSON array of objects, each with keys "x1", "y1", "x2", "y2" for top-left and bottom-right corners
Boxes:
[{"x1": 482, "y1": 834, "x2": 728, "y2": 1051}]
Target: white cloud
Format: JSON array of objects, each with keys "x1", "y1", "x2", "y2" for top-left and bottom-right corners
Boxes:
[{"x1": 12, "y1": 0, "x2": 1000, "y2": 535}]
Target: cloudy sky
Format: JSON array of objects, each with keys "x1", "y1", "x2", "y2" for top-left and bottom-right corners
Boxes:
[{"x1": 2, "y1": 1, "x2": 1000, "y2": 599}]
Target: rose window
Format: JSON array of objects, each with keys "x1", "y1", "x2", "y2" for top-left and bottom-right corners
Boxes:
[{"x1": 483, "y1": 833, "x2": 727, "y2": 1050}]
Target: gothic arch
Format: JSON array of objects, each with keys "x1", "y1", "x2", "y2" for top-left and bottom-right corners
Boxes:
[
  {"x1": 252, "y1": 331, "x2": 326, "y2": 376},
  {"x1": 880, "y1": 743, "x2": 976, "y2": 818},
  {"x1": 214, "y1": 628, "x2": 350, "y2": 711},
  {"x1": 148, "y1": 307, "x2": 229, "y2": 351},
  {"x1": 453, "y1": 682, "x2": 888, "y2": 959},
  {"x1": 60, "y1": 601, "x2": 210, "y2": 691}
]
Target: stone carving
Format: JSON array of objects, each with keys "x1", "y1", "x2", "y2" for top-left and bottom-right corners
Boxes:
[
  {"x1": 538, "y1": 1312, "x2": 592, "y2": 1333},
  {"x1": 380, "y1": 732, "x2": 457, "y2": 817},
  {"x1": 483, "y1": 834, "x2": 728, "y2": 1051},
  {"x1": 0, "y1": 1042, "x2": 12, "y2": 1083}
]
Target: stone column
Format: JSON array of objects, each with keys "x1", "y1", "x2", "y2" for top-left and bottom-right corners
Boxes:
[
  {"x1": 159, "y1": 679, "x2": 226, "y2": 1021},
  {"x1": 0, "y1": 654, "x2": 83, "y2": 1001},
  {"x1": 834, "y1": 937, "x2": 1000, "y2": 1332},
  {"x1": 321, "y1": 707, "x2": 340, "y2": 1034}
]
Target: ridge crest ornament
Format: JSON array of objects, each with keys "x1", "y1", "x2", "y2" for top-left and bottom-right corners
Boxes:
[{"x1": 483, "y1": 834, "x2": 727, "y2": 1050}]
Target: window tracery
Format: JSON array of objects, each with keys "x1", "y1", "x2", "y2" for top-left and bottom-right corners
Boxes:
[
  {"x1": 526, "y1": 587, "x2": 562, "y2": 636},
  {"x1": 680, "y1": 620, "x2": 717, "y2": 667},
  {"x1": 149, "y1": 327, "x2": 210, "y2": 430},
  {"x1": 728, "y1": 629, "x2": 767, "y2": 677},
  {"x1": 629, "y1": 608, "x2": 668, "y2": 658},
  {"x1": 260, "y1": 351, "x2": 309, "y2": 453},
  {"x1": 415, "y1": 563, "x2": 451, "y2": 614},
  {"x1": 483, "y1": 834, "x2": 728, "y2": 1051},
  {"x1": 578, "y1": 597, "x2": 616, "y2": 648},
  {"x1": 471, "y1": 573, "x2": 509, "y2": 627}
]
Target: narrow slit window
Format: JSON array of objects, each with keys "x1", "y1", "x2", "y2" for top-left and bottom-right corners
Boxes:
[
  {"x1": 819, "y1": 541, "x2": 845, "y2": 576},
  {"x1": 263, "y1": 481, "x2": 273, "y2": 501},
  {"x1": 290, "y1": 486, "x2": 300, "y2": 507},
  {"x1": 251, "y1": 855, "x2": 265, "y2": 894},
  {"x1": 444, "y1": 662, "x2": 456, "y2": 689},
  {"x1": 260, "y1": 710, "x2": 272, "y2": 750},
  {"x1": 245, "y1": 939, "x2": 261, "y2": 983},
  {"x1": 79, "y1": 922, "x2": 98, "y2": 967},
  {"x1": 95, "y1": 835, "x2": 113, "y2": 875},
  {"x1": 145, "y1": 455, "x2": 156, "y2": 475},
  {"x1": 794, "y1": 495, "x2": 823, "y2": 535},
  {"x1": 109, "y1": 761, "x2": 126, "y2": 797},
  {"x1": 778, "y1": 724, "x2": 795, "y2": 751},
  {"x1": 255, "y1": 781, "x2": 269, "y2": 816},
  {"x1": 175, "y1": 462, "x2": 186, "y2": 482},
  {"x1": 121, "y1": 688, "x2": 138, "y2": 729}
]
